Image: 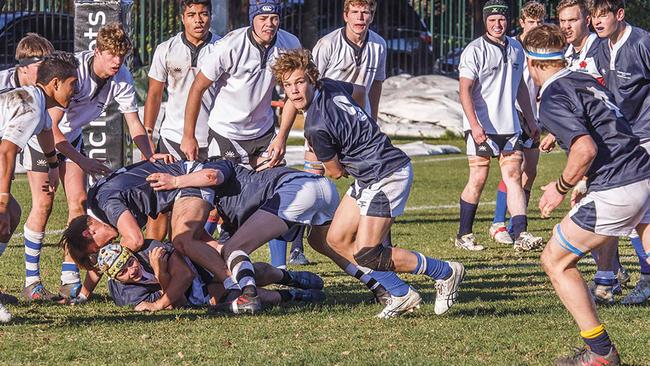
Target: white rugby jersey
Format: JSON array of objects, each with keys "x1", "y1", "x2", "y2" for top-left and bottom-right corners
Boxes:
[
  {"x1": 565, "y1": 33, "x2": 603, "y2": 80},
  {"x1": 149, "y1": 32, "x2": 221, "y2": 147},
  {"x1": 458, "y1": 35, "x2": 525, "y2": 135},
  {"x1": 514, "y1": 37, "x2": 538, "y2": 120},
  {"x1": 200, "y1": 27, "x2": 301, "y2": 140},
  {"x1": 312, "y1": 28, "x2": 386, "y2": 114},
  {"x1": 0, "y1": 86, "x2": 51, "y2": 149},
  {"x1": 57, "y1": 50, "x2": 138, "y2": 141},
  {"x1": 0, "y1": 67, "x2": 19, "y2": 91}
]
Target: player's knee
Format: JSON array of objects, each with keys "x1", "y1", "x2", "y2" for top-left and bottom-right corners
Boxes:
[
  {"x1": 67, "y1": 196, "x2": 86, "y2": 216},
  {"x1": 31, "y1": 196, "x2": 53, "y2": 217},
  {"x1": 353, "y1": 245, "x2": 395, "y2": 272}
]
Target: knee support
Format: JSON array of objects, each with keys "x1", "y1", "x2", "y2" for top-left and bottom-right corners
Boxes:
[
  {"x1": 468, "y1": 155, "x2": 490, "y2": 167},
  {"x1": 304, "y1": 160, "x2": 325, "y2": 175},
  {"x1": 354, "y1": 245, "x2": 396, "y2": 271},
  {"x1": 499, "y1": 151, "x2": 523, "y2": 167}
]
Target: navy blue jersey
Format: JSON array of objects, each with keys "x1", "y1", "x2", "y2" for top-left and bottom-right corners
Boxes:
[
  {"x1": 215, "y1": 166, "x2": 318, "y2": 237},
  {"x1": 87, "y1": 160, "x2": 235, "y2": 228},
  {"x1": 596, "y1": 26, "x2": 650, "y2": 140},
  {"x1": 304, "y1": 78, "x2": 410, "y2": 187},
  {"x1": 538, "y1": 70, "x2": 650, "y2": 191}
]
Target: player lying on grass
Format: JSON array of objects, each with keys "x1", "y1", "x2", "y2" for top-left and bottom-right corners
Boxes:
[
  {"x1": 272, "y1": 49, "x2": 465, "y2": 316},
  {"x1": 525, "y1": 24, "x2": 650, "y2": 366},
  {"x1": 149, "y1": 162, "x2": 410, "y2": 317},
  {"x1": 97, "y1": 241, "x2": 325, "y2": 312},
  {"x1": 0, "y1": 52, "x2": 79, "y2": 315}
]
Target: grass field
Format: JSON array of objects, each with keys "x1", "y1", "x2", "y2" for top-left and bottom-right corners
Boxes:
[{"x1": 1, "y1": 139, "x2": 649, "y2": 365}]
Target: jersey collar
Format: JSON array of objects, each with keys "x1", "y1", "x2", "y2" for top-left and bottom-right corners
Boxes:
[
  {"x1": 88, "y1": 55, "x2": 110, "y2": 100},
  {"x1": 609, "y1": 23, "x2": 632, "y2": 71},
  {"x1": 483, "y1": 34, "x2": 509, "y2": 62},
  {"x1": 341, "y1": 28, "x2": 370, "y2": 67},
  {"x1": 12, "y1": 68, "x2": 20, "y2": 87},
  {"x1": 539, "y1": 68, "x2": 571, "y2": 98},
  {"x1": 247, "y1": 26, "x2": 278, "y2": 69},
  {"x1": 181, "y1": 31, "x2": 213, "y2": 68}
]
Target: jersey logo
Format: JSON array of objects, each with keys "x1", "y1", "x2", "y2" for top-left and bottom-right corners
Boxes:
[
  {"x1": 333, "y1": 95, "x2": 368, "y2": 122},
  {"x1": 579, "y1": 61, "x2": 588, "y2": 69},
  {"x1": 585, "y1": 86, "x2": 624, "y2": 118}
]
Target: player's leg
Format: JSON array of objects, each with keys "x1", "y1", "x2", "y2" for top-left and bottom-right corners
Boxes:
[
  {"x1": 489, "y1": 180, "x2": 511, "y2": 244},
  {"x1": 457, "y1": 154, "x2": 490, "y2": 250},
  {"x1": 252, "y1": 261, "x2": 323, "y2": 290},
  {"x1": 521, "y1": 146, "x2": 539, "y2": 202},
  {"x1": 623, "y1": 212, "x2": 650, "y2": 305},
  {"x1": 590, "y1": 238, "x2": 620, "y2": 305},
  {"x1": 145, "y1": 213, "x2": 169, "y2": 242},
  {"x1": 0, "y1": 196, "x2": 21, "y2": 307}
]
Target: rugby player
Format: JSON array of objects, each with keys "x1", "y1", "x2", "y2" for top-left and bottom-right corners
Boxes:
[
  {"x1": 591, "y1": 0, "x2": 650, "y2": 305},
  {"x1": 97, "y1": 242, "x2": 325, "y2": 312},
  {"x1": 19, "y1": 23, "x2": 169, "y2": 302},
  {"x1": 456, "y1": 0, "x2": 541, "y2": 252},
  {"x1": 526, "y1": 24, "x2": 650, "y2": 365},
  {"x1": 273, "y1": 49, "x2": 466, "y2": 316},
  {"x1": 489, "y1": 1, "x2": 545, "y2": 247},
  {"x1": 0, "y1": 33, "x2": 54, "y2": 90},
  {"x1": 143, "y1": 0, "x2": 220, "y2": 241},
  {"x1": 0, "y1": 52, "x2": 78, "y2": 310}
]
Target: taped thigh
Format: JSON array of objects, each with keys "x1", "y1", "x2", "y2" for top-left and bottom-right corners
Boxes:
[
  {"x1": 468, "y1": 155, "x2": 490, "y2": 167},
  {"x1": 552, "y1": 224, "x2": 587, "y2": 258},
  {"x1": 353, "y1": 244, "x2": 395, "y2": 271},
  {"x1": 499, "y1": 151, "x2": 523, "y2": 167}
]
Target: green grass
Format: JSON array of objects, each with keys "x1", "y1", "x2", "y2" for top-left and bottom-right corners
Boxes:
[{"x1": 1, "y1": 141, "x2": 649, "y2": 365}]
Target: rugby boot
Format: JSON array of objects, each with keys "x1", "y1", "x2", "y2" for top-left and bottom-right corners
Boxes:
[
  {"x1": 22, "y1": 282, "x2": 62, "y2": 303},
  {"x1": 591, "y1": 284, "x2": 615, "y2": 305},
  {"x1": 289, "y1": 288, "x2": 326, "y2": 303},
  {"x1": 376, "y1": 287, "x2": 422, "y2": 319},
  {"x1": 513, "y1": 232, "x2": 544, "y2": 252},
  {"x1": 555, "y1": 345, "x2": 620, "y2": 366},
  {"x1": 59, "y1": 282, "x2": 82, "y2": 300},
  {"x1": 489, "y1": 222, "x2": 513, "y2": 245},
  {"x1": 621, "y1": 276, "x2": 650, "y2": 305},
  {"x1": 287, "y1": 270, "x2": 324, "y2": 290},
  {"x1": 232, "y1": 293, "x2": 262, "y2": 314},
  {"x1": 0, "y1": 303, "x2": 11, "y2": 323},
  {"x1": 434, "y1": 261, "x2": 465, "y2": 315},
  {"x1": 289, "y1": 249, "x2": 310, "y2": 266},
  {"x1": 454, "y1": 233, "x2": 485, "y2": 251}
]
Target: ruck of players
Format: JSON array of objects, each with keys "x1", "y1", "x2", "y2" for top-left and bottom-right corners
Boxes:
[{"x1": 0, "y1": 0, "x2": 649, "y2": 365}]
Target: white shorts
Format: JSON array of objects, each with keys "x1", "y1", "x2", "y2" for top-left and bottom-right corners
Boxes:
[
  {"x1": 465, "y1": 132, "x2": 523, "y2": 157},
  {"x1": 346, "y1": 162, "x2": 413, "y2": 218},
  {"x1": 20, "y1": 134, "x2": 84, "y2": 172},
  {"x1": 260, "y1": 176, "x2": 339, "y2": 226},
  {"x1": 569, "y1": 179, "x2": 650, "y2": 236}
]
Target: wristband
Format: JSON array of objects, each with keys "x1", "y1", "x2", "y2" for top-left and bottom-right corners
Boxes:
[
  {"x1": 48, "y1": 161, "x2": 59, "y2": 169},
  {"x1": 556, "y1": 175, "x2": 574, "y2": 194},
  {"x1": 44, "y1": 150, "x2": 57, "y2": 158},
  {"x1": 555, "y1": 181, "x2": 569, "y2": 195}
]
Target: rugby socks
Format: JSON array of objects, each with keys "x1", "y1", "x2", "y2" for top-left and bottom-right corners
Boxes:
[
  {"x1": 458, "y1": 199, "x2": 478, "y2": 237},
  {"x1": 226, "y1": 250, "x2": 257, "y2": 296},
  {"x1": 594, "y1": 270, "x2": 617, "y2": 286},
  {"x1": 60, "y1": 262, "x2": 80, "y2": 286},
  {"x1": 630, "y1": 235, "x2": 650, "y2": 274},
  {"x1": 0, "y1": 242, "x2": 7, "y2": 257},
  {"x1": 24, "y1": 226, "x2": 44, "y2": 287},
  {"x1": 511, "y1": 215, "x2": 527, "y2": 239},
  {"x1": 493, "y1": 180, "x2": 508, "y2": 224},
  {"x1": 581, "y1": 324, "x2": 613, "y2": 356},
  {"x1": 344, "y1": 263, "x2": 408, "y2": 297},
  {"x1": 204, "y1": 216, "x2": 219, "y2": 236},
  {"x1": 223, "y1": 277, "x2": 241, "y2": 291},
  {"x1": 269, "y1": 239, "x2": 288, "y2": 269},
  {"x1": 411, "y1": 251, "x2": 452, "y2": 280}
]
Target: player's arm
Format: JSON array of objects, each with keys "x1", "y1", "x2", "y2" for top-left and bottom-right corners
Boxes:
[
  {"x1": 182, "y1": 72, "x2": 213, "y2": 161},
  {"x1": 147, "y1": 168, "x2": 226, "y2": 190},
  {"x1": 0, "y1": 140, "x2": 18, "y2": 235},
  {"x1": 35, "y1": 129, "x2": 60, "y2": 193},
  {"x1": 115, "y1": 210, "x2": 145, "y2": 252},
  {"x1": 267, "y1": 97, "x2": 297, "y2": 167},
  {"x1": 369, "y1": 80, "x2": 383, "y2": 121},
  {"x1": 516, "y1": 79, "x2": 540, "y2": 139},
  {"x1": 123, "y1": 112, "x2": 158, "y2": 162},
  {"x1": 135, "y1": 250, "x2": 192, "y2": 311},
  {"x1": 143, "y1": 78, "x2": 165, "y2": 139},
  {"x1": 77, "y1": 268, "x2": 102, "y2": 301},
  {"x1": 539, "y1": 134, "x2": 596, "y2": 217},
  {"x1": 459, "y1": 77, "x2": 486, "y2": 143},
  {"x1": 322, "y1": 155, "x2": 348, "y2": 179}
]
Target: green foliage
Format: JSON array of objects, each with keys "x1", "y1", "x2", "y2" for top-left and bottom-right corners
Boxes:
[{"x1": 1, "y1": 142, "x2": 649, "y2": 365}]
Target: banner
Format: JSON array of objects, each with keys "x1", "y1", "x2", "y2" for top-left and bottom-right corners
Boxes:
[{"x1": 74, "y1": 0, "x2": 134, "y2": 172}]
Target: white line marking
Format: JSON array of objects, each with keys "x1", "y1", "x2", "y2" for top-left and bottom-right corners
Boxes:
[{"x1": 406, "y1": 201, "x2": 496, "y2": 212}]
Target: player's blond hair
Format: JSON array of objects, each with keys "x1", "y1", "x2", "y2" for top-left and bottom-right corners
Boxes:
[
  {"x1": 272, "y1": 49, "x2": 321, "y2": 88},
  {"x1": 15, "y1": 33, "x2": 54, "y2": 61},
  {"x1": 524, "y1": 24, "x2": 568, "y2": 69},
  {"x1": 96, "y1": 22, "x2": 132, "y2": 57},
  {"x1": 344, "y1": 0, "x2": 377, "y2": 14},
  {"x1": 520, "y1": 1, "x2": 546, "y2": 21},
  {"x1": 556, "y1": 0, "x2": 589, "y2": 16}
]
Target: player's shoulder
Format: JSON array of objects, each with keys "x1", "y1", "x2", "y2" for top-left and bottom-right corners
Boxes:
[
  {"x1": 217, "y1": 27, "x2": 248, "y2": 47},
  {"x1": 314, "y1": 28, "x2": 341, "y2": 49},
  {"x1": 367, "y1": 29, "x2": 387, "y2": 47},
  {"x1": 277, "y1": 29, "x2": 301, "y2": 48}
]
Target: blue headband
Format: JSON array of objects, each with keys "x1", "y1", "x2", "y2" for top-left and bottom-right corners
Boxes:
[
  {"x1": 526, "y1": 49, "x2": 565, "y2": 60},
  {"x1": 249, "y1": 0, "x2": 282, "y2": 25}
]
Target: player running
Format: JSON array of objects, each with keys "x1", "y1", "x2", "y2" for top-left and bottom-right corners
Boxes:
[
  {"x1": 489, "y1": 1, "x2": 545, "y2": 247},
  {"x1": 0, "y1": 52, "x2": 79, "y2": 315},
  {"x1": 526, "y1": 24, "x2": 650, "y2": 366},
  {"x1": 273, "y1": 49, "x2": 466, "y2": 316},
  {"x1": 456, "y1": 0, "x2": 541, "y2": 252}
]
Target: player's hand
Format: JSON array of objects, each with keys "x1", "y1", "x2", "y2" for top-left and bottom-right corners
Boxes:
[
  {"x1": 265, "y1": 136, "x2": 287, "y2": 167},
  {"x1": 146, "y1": 173, "x2": 178, "y2": 191},
  {"x1": 134, "y1": 301, "x2": 160, "y2": 312},
  {"x1": 149, "y1": 153, "x2": 176, "y2": 164},
  {"x1": 148, "y1": 247, "x2": 168, "y2": 278},
  {"x1": 470, "y1": 125, "x2": 487, "y2": 145},
  {"x1": 68, "y1": 293, "x2": 88, "y2": 306},
  {"x1": 539, "y1": 181, "x2": 566, "y2": 218},
  {"x1": 45, "y1": 166, "x2": 60, "y2": 194},
  {"x1": 527, "y1": 121, "x2": 541, "y2": 141},
  {"x1": 79, "y1": 157, "x2": 112, "y2": 176},
  {"x1": 180, "y1": 136, "x2": 199, "y2": 161},
  {"x1": 570, "y1": 179, "x2": 588, "y2": 207},
  {"x1": 540, "y1": 134, "x2": 556, "y2": 153}
]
